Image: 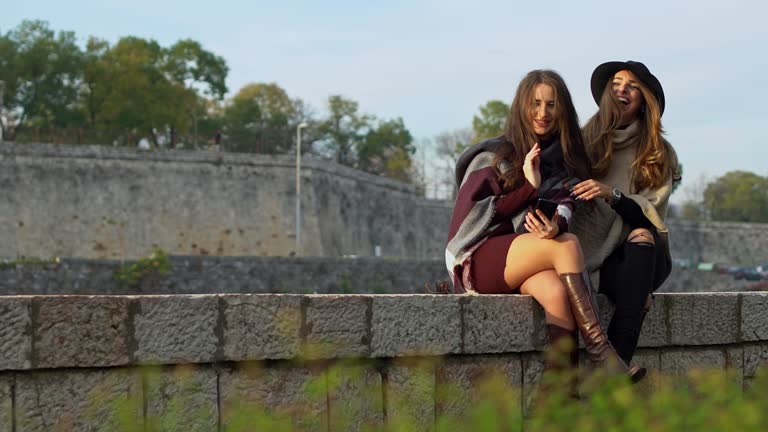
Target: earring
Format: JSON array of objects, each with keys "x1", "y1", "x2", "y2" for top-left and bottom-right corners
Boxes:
[{"x1": 641, "y1": 105, "x2": 646, "y2": 113}]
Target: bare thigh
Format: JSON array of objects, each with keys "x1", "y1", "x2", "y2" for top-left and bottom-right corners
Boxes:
[{"x1": 502, "y1": 232, "x2": 583, "y2": 289}]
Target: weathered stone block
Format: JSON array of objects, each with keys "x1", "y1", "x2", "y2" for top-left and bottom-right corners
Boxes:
[
  {"x1": 637, "y1": 295, "x2": 669, "y2": 347},
  {"x1": 725, "y1": 346, "x2": 745, "y2": 388},
  {"x1": 463, "y1": 295, "x2": 544, "y2": 353},
  {"x1": 133, "y1": 295, "x2": 219, "y2": 363},
  {"x1": 744, "y1": 342, "x2": 768, "y2": 378},
  {"x1": 0, "y1": 374, "x2": 11, "y2": 432},
  {"x1": 144, "y1": 364, "x2": 218, "y2": 431},
  {"x1": 521, "y1": 352, "x2": 544, "y2": 416},
  {"x1": 304, "y1": 295, "x2": 369, "y2": 359},
  {"x1": 219, "y1": 363, "x2": 326, "y2": 431},
  {"x1": 222, "y1": 294, "x2": 302, "y2": 360},
  {"x1": 15, "y1": 368, "x2": 143, "y2": 432},
  {"x1": 669, "y1": 293, "x2": 739, "y2": 345},
  {"x1": 660, "y1": 348, "x2": 726, "y2": 374},
  {"x1": 436, "y1": 355, "x2": 522, "y2": 420},
  {"x1": 727, "y1": 346, "x2": 744, "y2": 369},
  {"x1": 372, "y1": 295, "x2": 460, "y2": 357},
  {"x1": 632, "y1": 348, "x2": 661, "y2": 372},
  {"x1": 327, "y1": 364, "x2": 383, "y2": 432},
  {"x1": 741, "y1": 292, "x2": 768, "y2": 341},
  {"x1": 0, "y1": 297, "x2": 31, "y2": 370},
  {"x1": 384, "y1": 360, "x2": 436, "y2": 432},
  {"x1": 34, "y1": 296, "x2": 130, "y2": 368}
]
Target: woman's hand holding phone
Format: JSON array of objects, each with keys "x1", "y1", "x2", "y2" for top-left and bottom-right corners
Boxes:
[{"x1": 524, "y1": 204, "x2": 559, "y2": 239}]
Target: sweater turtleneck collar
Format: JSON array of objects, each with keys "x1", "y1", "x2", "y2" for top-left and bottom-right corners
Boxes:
[{"x1": 612, "y1": 120, "x2": 640, "y2": 150}]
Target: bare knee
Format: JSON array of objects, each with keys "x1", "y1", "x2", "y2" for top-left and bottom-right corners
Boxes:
[
  {"x1": 627, "y1": 228, "x2": 655, "y2": 245},
  {"x1": 555, "y1": 232, "x2": 582, "y2": 255}
]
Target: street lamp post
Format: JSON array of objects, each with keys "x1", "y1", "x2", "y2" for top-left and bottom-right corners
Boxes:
[
  {"x1": 0, "y1": 81, "x2": 4, "y2": 143},
  {"x1": 295, "y1": 122, "x2": 308, "y2": 255}
]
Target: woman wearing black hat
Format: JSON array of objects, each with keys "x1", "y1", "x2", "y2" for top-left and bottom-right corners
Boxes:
[{"x1": 570, "y1": 61, "x2": 681, "y2": 364}]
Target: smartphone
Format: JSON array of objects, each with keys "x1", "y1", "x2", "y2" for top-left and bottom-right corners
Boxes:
[{"x1": 534, "y1": 198, "x2": 559, "y2": 220}]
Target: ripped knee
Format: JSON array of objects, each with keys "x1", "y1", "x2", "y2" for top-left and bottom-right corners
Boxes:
[{"x1": 627, "y1": 228, "x2": 655, "y2": 245}]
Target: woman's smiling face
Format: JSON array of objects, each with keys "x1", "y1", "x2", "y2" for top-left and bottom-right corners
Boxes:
[
  {"x1": 530, "y1": 83, "x2": 556, "y2": 137},
  {"x1": 612, "y1": 70, "x2": 645, "y2": 124}
]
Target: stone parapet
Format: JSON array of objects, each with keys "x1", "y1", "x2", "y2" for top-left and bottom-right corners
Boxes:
[
  {"x1": 0, "y1": 292, "x2": 767, "y2": 429},
  {"x1": 1, "y1": 292, "x2": 766, "y2": 371}
]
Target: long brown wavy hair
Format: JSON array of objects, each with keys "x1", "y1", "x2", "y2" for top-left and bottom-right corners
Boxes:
[
  {"x1": 582, "y1": 73, "x2": 680, "y2": 191},
  {"x1": 494, "y1": 70, "x2": 591, "y2": 192}
]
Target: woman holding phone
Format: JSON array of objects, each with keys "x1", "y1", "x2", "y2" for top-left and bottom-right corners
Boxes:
[
  {"x1": 446, "y1": 69, "x2": 645, "y2": 384},
  {"x1": 571, "y1": 61, "x2": 680, "y2": 364}
]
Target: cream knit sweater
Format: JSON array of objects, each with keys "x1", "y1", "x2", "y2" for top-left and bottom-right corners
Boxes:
[{"x1": 570, "y1": 121, "x2": 675, "y2": 290}]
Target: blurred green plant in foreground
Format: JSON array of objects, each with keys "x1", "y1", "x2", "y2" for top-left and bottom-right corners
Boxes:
[{"x1": 87, "y1": 361, "x2": 768, "y2": 432}]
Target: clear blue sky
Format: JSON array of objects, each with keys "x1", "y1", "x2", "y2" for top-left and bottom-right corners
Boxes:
[{"x1": 5, "y1": 0, "x2": 768, "y2": 203}]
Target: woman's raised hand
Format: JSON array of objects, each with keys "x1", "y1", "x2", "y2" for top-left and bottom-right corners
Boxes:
[
  {"x1": 523, "y1": 143, "x2": 541, "y2": 189},
  {"x1": 572, "y1": 179, "x2": 612, "y2": 201}
]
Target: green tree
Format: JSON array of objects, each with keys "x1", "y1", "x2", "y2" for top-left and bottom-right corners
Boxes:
[
  {"x1": 703, "y1": 171, "x2": 768, "y2": 222},
  {"x1": 0, "y1": 31, "x2": 17, "y2": 138},
  {"x1": 164, "y1": 39, "x2": 228, "y2": 99},
  {"x1": 100, "y1": 37, "x2": 192, "y2": 146},
  {"x1": 358, "y1": 117, "x2": 415, "y2": 182},
  {"x1": 80, "y1": 37, "x2": 111, "y2": 129},
  {"x1": 223, "y1": 83, "x2": 305, "y2": 153},
  {"x1": 223, "y1": 92, "x2": 262, "y2": 152},
  {"x1": 0, "y1": 21, "x2": 231, "y2": 147},
  {"x1": 317, "y1": 95, "x2": 371, "y2": 166},
  {"x1": 193, "y1": 98, "x2": 225, "y2": 148},
  {"x1": 472, "y1": 99, "x2": 508, "y2": 143},
  {"x1": 1, "y1": 20, "x2": 84, "y2": 138},
  {"x1": 164, "y1": 39, "x2": 228, "y2": 147}
]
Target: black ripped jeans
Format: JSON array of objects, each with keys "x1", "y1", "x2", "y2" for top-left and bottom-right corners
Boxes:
[{"x1": 599, "y1": 237, "x2": 658, "y2": 364}]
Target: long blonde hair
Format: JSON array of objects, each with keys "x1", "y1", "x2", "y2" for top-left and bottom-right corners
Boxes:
[{"x1": 582, "y1": 76, "x2": 679, "y2": 191}]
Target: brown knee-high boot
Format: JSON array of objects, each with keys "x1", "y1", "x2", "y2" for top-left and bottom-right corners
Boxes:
[{"x1": 559, "y1": 272, "x2": 646, "y2": 383}]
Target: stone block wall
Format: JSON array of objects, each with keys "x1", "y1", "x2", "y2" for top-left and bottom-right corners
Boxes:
[
  {"x1": 0, "y1": 292, "x2": 767, "y2": 430},
  {"x1": 4, "y1": 142, "x2": 768, "y2": 265},
  {"x1": 0, "y1": 142, "x2": 451, "y2": 260},
  {"x1": 0, "y1": 256, "x2": 761, "y2": 297},
  {"x1": 0, "y1": 256, "x2": 449, "y2": 295},
  {"x1": 668, "y1": 219, "x2": 768, "y2": 265}
]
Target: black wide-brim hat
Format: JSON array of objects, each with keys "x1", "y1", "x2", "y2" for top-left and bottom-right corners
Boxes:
[{"x1": 590, "y1": 60, "x2": 665, "y2": 116}]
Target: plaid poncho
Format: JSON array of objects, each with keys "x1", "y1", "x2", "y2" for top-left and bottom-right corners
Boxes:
[{"x1": 445, "y1": 136, "x2": 580, "y2": 294}]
